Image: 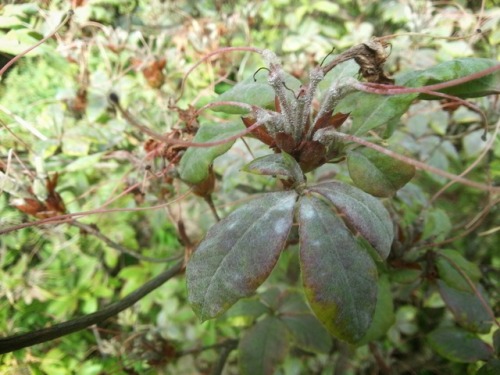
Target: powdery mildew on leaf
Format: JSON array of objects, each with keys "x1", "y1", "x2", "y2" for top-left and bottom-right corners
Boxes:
[
  {"x1": 309, "y1": 181, "x2": 393, "y2": 260},
  {"x1": 187, "y1": 191, "x2": 297, "y2": 320},
  {"x1": 298, "y1": 195, "x2": 378, "y2": 342}
]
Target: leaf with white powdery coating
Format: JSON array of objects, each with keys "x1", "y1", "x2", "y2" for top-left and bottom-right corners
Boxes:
[
  {"x1": 309, "y1": 181, "x2": 393, "y2": 261},
  {"x1": 298, "y1": 195, "x2": 378, "y2": 343},
  {"x1": 187, "y1": 191, "x2": 297, "y2": 321}
]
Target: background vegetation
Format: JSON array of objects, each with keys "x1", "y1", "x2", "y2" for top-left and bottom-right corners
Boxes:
[{"x1": 0, "y1": 0, "x2": 499, "y2": 374}]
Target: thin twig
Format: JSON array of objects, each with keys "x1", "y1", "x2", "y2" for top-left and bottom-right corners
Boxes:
[
  {"x1": 210, "y1": 340, "x2": 238, "y2": 375},
  {"x1": 0, "y1": 189, "x2": 192, "y2": 235},
  {"x1": 358, "y1": 64, "x2": 500, "y2": 95},
  {"x1": 111, "y1": 97, "x2": 265, "y2": 148},
  {"x1": 430, "y1": 117, "x2": 500, "y2": 204},
  {"x1": 0, "y1": 10, "x2": 74, "y2": 78}
]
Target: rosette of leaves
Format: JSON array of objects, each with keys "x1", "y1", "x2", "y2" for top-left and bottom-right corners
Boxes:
[
  {"x1": 186, "y1": 152, "x2": 393, "y2": 344},
  {"x1": 181, "y1": 43, "x2": 498, "y2": 349}
]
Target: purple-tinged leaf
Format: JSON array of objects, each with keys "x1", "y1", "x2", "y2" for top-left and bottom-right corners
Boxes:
[
  {"x1": 187, "y1": 192, "x2": 297, "y2": 321},
  {"x1": 427, "y1": 326, "x2": 494, "y2": 363},
  {"x1": 239, "y1": 316, "x2": 290, "y2": 375},
  {"x1": 437, "y1": 280, "x2": 492, "y2": 334},
  {"x1": 298, "y1": 195, "x2": 378, "y2": 343},
  {"x1": 309, "y1": 181, "x2": 393, "y2": 260}
]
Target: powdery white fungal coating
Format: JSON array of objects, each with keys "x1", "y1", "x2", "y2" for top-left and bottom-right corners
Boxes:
[
  {"x1": 262, "y1": 49, "x2": 281, "y2": 66},
  {"x1": 273, "y1": 218, "x2": 289, "y2": 234}
]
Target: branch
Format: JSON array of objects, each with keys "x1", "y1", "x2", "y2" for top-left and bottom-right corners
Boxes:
[
  {"x1": 359, "y1": 64, "x2": 500, "y2": 95},
  {"x1": 210, "y1": 340, "x2": 238, "y2": 375},
  {"x1": 0, "y1": 260, "x2": 183, "y2": 354},
  {"x1": 0, "y1": 189, "x2": 192, "y2": 236}
]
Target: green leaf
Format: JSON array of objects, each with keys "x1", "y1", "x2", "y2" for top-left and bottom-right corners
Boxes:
[
  {"x1": 212, "y1": 73, "x2": 301, "y2": 115},
  {"x1": 319, "y1": 59, "x2": 359, "y2": 92},
  {"x1": 0, "y1": 29, "x2": 49, "y2": 56},
  {"x1": 309, "y1": 181, "x2": 393, "y2": 260},
  {"x1": 427, "y1": 326, "x2": 493, "y2": 363},
  {"x1": 356, "y1": 274, "x2": 395, "y2": 345},
  {"x1": 281, "y1": 313, "x2": 332, "y2": 354},
  {"x1": 477, "y1": 360, "x2": 500, "y2": 375},
  {"x1": 347, "y1": 147, "x2": 415, "y2": 197},
  {"x1": 179, "y1": 121, "x2": 245, "y2": 184},
  {"x1": 239, "y1": 316, "x2": 290, "y2": 375},
  {"x1": 242, "y1": 152, "x2": 305, "y2": 184},
  {"x1": 187, "y1": 192, "x2": 297, "y2": 320},
  {"x1": 298, "y1": 195, "x2": 378, "y2": 343},
  {"x1": 336, "y1": 90, "x2": 416, "y2": 136},
  {"x1": 390, "y1": 268, "x2": 422, "y2": 284},
  {"x1": 494, "y1": 329, "x2": 500, "y2": 357},
  {"x1": 277, "y1": 291, "x2": 310, "y2": 315},
  {"x1": 436, "y1": 249, "x2": 482, "y2": 292},
  {"x1": 260, "y1": 287, "x2": 283, "y2": 311},
  {"x1": 224, "y1": 299, "x2": 269, "y2": 325},
  {"x1": 437, "y1": 280, "x2": 492, "y2": 334},
  {"x1": 336, "y1": 58, "x2": 499, "y2": 136},
  {"x1": 65, "y1": 152, "x2": 105, "y2": 172},
  {"x1": 401, "y1": 58, "x2": 500, "y2": 99}
]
